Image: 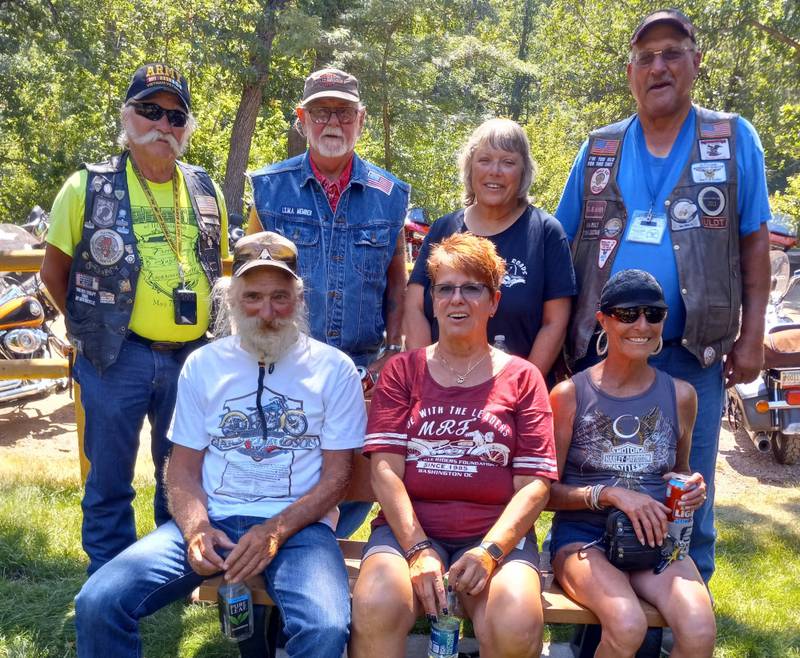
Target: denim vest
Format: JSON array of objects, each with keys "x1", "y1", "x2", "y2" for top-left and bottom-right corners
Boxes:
[
  {"x1": 570, "y1": 106, "x2": 740, "y2": 367},
  {"x1": 249, "y1": 151, "x2": 409, "y2": 363},
  {"x1": 67, "y1": 152, "x2": 222, "y2": 373}
]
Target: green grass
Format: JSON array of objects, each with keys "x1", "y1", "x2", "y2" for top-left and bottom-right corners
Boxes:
[{"x1": 1, "y1": 462, "x2": 798, "y2": 657}]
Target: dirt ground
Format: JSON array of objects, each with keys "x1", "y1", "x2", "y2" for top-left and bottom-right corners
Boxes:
[{"x1": 2, "y1": 386, "x2": 800, "y2": 521}]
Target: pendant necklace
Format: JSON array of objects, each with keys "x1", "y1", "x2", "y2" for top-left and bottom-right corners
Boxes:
[{"x1": 436, "y1": 348, "x2": 491, "y2": 384}]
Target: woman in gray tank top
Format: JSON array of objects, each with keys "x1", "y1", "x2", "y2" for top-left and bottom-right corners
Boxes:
[{"x1": 548, "y1": 270, "x2": 716, "y2": 658}]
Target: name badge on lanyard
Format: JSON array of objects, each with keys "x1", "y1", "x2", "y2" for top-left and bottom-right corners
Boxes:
[{"x1": 627, "y1": 210, "x2": 667, "y2": 245}]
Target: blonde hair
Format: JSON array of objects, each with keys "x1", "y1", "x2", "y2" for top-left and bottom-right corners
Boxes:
[
  {"x1": 427, "y1": 232, "x2": 506, "y2": 290},
  {"x1": 458, "y1": 118, "x2": 537, "y2": 207}
]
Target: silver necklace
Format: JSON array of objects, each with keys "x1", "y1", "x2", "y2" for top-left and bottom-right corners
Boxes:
[{"x1": 436, "y1": 348, "x2": 491, "y2": 384}]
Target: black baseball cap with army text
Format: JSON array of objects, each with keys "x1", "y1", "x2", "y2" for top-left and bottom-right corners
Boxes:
[{"x1": 126, "y1": 63, "x2": 191, "y2": 111}]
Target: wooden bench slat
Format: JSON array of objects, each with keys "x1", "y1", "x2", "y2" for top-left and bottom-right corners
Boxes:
[
  {"x1": 196, "y1": 539, "x2": 666, "y2": 627},
  {"x1": 196, "y1": 452, "x2": 666, "y2": 628}
]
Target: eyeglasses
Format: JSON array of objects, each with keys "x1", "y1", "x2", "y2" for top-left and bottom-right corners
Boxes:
[
  {"x1": 630, "y1": 45, "x2": 694, "y2": 67},
  {"x1": 129, "y1": 102, "x2": 189, "y2": 127},
  {"x1": 606, "y1": 306, "x2": 668, "y2": 324},
  {"x1": 431, "y1": 283, "x2": 491, "y2": 301},
  {"x1": 306, "y1": 107, "x2": 360, "y2": 125}
]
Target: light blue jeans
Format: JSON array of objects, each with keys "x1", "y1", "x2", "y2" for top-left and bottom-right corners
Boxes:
[
  {"x1": 74, "y1": 518, "x2": 350, "y2": 658},
  {"x1": 649, "y1": 345, "x2": 724, "y2": 584},
  {"x1": 75, "y1": 339, "x2": 193, "y2": 575}
]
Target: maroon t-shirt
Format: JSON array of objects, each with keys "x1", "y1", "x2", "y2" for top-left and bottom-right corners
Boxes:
[{"x1": 364, "y1": 349, "x2": 558, "y2": 539}]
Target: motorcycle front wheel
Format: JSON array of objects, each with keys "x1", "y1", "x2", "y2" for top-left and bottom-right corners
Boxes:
[{"x1": 770, "y1": 431, "x2": 800, "y2": 465}]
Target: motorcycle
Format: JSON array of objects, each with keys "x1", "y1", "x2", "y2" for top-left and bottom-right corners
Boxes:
[
  {"x1": 404, "y1": 206, "x2": 430, "y2": 264},
  {"x1": 727, "y1": 241, "x2": 800, "y2": 465},
  {"x1": 0, "y1": 209, "x2": 70, "y2": 406}
]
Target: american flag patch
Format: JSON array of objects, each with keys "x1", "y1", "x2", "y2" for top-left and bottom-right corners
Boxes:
[
  {"x1": 366, "y1": 170, "x2": 394, "y2": 195},
  {"x1": 590, "y1": 138, "x2": 620, "y2": 156},
  {"x1": 700, "y1": 121, "x2": 731, "y2": 138}
]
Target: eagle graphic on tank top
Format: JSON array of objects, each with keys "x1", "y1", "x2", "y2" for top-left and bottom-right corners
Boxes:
[{"x1": 571, "y1": 407, "x2": 675, "y2": 490}]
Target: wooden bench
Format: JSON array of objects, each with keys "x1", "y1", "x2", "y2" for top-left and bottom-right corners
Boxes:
[{"x1": 197, "y1": 453, "x2": 667, "y2": 635}]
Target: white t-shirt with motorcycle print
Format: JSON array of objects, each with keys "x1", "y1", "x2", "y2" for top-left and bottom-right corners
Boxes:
[{"x1": 169, "y1": 334, "x2": 366, "y2": 528}]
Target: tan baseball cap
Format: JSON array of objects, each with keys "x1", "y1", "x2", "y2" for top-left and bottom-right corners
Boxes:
[
  {"x1": 232, "y1": 232, "x2": 299, "y2": 280},
  {"x1": 300, "y1": 67, "x2": 360, "y2": 106}
]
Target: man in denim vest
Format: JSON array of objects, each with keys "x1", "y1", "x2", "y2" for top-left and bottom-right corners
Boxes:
[
  {"x1": 248, "y1": 67, "x2": 409, "y2": 537},
  {"x1": 41, "y1": 63, "x2": 228, "y2": 574},
  {"x1": 555, "y1": 10, "x2": 771, "y2": 584}
]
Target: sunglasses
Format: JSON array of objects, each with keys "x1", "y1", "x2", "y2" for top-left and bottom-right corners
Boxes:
[
  {"x1": 130, "y1": 102, "x2": 189, "y2": 127},
  {"x1": 606, "y1": 306, "x2": 668, "y2": 324},
  {"x1": 306, "y1": 107, "x2": 360, "y2": 125},
  {"x1": 630, "y1": 45, "x2": 694, "y2": 67},
  {"x1": 431, "y1": 283, "x2": 491, "y2": 301}
]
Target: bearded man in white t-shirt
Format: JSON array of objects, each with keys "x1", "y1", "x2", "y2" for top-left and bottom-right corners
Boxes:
[{"x1": 74, "y1": 231, "x2": 367, "y2": 658}]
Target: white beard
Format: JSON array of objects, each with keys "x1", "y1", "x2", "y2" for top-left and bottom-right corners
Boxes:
[
  {"x1": 231, "y1": 304, "x2": 301, "y2": 363},
  {"x1": 308, "y1": 125, "x2": 358, "y2": 158}
]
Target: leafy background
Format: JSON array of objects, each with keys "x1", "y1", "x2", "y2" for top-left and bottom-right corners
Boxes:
[{"x1": 0, "y1": 0, "x2": 798, "y2": 224}]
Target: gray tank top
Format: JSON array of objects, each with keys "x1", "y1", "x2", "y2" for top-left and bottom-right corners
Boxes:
[{"x1": 555, "y1": 368, "x2": 679, "y2": 526}]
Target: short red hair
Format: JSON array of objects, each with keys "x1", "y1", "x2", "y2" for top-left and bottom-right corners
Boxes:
[{"x1": 426, "y1": 232, "x2": 506, "y2": 290}]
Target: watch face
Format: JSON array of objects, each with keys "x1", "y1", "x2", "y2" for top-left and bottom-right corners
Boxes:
[{"x1": 482, "y1": 542, "x2": 503, "y2": 561}]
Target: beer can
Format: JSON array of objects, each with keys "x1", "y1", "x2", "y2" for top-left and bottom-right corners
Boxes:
[
  {"x1": 665, "y1": 474, "x2": 694, "y2": 559},
  {"x1": 356, "y1": 366, "x2": 375, "y2": 395}
]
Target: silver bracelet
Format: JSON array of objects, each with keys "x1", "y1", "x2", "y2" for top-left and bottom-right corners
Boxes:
[{"x1": 590, "y1": 484, "x2": 607, "y2": 511}]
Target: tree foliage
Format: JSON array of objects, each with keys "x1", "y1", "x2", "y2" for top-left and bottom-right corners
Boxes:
[{"x1": 0, "y1": 0, "x2": 797, "y2": 224}]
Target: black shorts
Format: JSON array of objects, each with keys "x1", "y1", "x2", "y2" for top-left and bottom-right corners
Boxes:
[{"x1": 363, "y1": 523, "x2": 540, "y2": 572}]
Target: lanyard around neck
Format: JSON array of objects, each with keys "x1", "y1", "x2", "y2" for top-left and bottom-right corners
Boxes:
[
  {"x1": 130, "y1": 158, "x2": 185, "y2": 283},
  {"x1": 635, "y1": 126, "x2": 670, "y2": 220}
]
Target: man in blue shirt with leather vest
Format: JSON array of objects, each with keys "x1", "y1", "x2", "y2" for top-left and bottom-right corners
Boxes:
[
  {"x1": 41, "y1": 63, "x2": 228, "y2": 574},
  {"x1": 555, "y1": 10, "x2": 771, "y2": 583},
  {"x1": 247, "y1": 67, "x2": 409, "y2": 537}
]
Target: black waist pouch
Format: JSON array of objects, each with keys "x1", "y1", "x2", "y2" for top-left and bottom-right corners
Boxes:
[{"x1": 582, "y1": 509, "x2": 662, "y2": 571}]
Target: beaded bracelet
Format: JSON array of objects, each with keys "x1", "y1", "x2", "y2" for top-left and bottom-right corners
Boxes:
[{"x1": 404, "y1": 539, "x2": 433, "y2": 561}]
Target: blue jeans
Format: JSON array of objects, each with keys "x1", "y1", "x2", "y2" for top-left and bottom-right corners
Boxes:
[
  {"x1": 74, "y1": 518, "x2": 351, "y2": 658},
  {"x1": 75, "y1": 339, "x2": 192, "y2": 575},
  {"x1": 649, "y1": 345, "x2": 723, "y2": 584}
]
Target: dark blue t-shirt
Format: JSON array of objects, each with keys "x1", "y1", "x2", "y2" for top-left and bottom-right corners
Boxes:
[{"x1": 409, "y1": 205, "x2": 576, "y2": 358}]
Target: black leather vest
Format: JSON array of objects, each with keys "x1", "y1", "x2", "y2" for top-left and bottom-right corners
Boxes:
[
  {"x1": 66, "y1": 151, "x2": 222, "y2": 372},
  {"x1": 569, "y1": 106, "x2": 740, "y2": 368}
]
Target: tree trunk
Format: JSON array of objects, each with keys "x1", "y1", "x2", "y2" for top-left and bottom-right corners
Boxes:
[
  {"x1": 224, "y1": 83, "x2": 265, "y2": 215},
  {"x1": 287, "y1": 124, "x2": 306, "y2": 158},
  {"x1": 221, "y1": 0, "x2": 286, "y2": 215},
  {"x1": 509, "y1": 0, "x2": 535, "y2": 122}
]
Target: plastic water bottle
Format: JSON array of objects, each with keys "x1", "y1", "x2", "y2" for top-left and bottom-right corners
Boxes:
[
  {"x1": 428, "y1": 576, "x2": 461, "y2": 658},
  {"x1": 218, "y1": 581, "x2": 254, "y2": 641},
  {"x1": 492, "y1": 335, "x2": 509, "y2": 353}
]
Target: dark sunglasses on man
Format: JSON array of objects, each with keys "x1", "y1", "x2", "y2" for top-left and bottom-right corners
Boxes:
[
  {"x1": 129, "y1": 102, "x2": 189, "y2": 128},
  {"x1": 606, "y1": 305, "x2": 668, "y2": 324}
]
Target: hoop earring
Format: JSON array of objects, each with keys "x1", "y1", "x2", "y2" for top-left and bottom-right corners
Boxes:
[
  {"x1": 651, "y1": 336, "x2": 663, "y2": 356},
  {"x1": 596, "y1": 330, "x2": 608, "y2": 357}
]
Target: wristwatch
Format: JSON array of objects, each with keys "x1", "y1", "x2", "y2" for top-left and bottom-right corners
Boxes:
[
  {"x1": 384, "y1": 344, "x2": 403, "y2": 354},
  {"x1": 479, "y1": 541, "x2": 504, "y2": 563}
]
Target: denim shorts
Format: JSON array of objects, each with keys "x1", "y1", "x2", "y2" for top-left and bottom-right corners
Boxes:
[
  {"x1": 364, "y1": 523, "x2": 540, "y2": 572},
  {"x1": 549, "y1": 517, "x2": 606, "y2": 560}
]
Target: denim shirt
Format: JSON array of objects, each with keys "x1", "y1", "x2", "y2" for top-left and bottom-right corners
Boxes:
[{"x1": 249, "y1": 151, "x2": 409, "y2": 365}]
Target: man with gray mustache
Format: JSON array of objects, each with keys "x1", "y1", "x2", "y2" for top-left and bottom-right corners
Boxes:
[
  {"x1": 247, "y1": 67, "x2": 409, "y2": 538},
  {"x1": 41, "y1": 62, "x2": 228, "y2": 575}
]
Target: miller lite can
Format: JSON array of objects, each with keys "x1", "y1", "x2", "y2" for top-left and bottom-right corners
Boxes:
[{"x1": 664, "y1": 474, "x2": 694, "y2": 560}]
